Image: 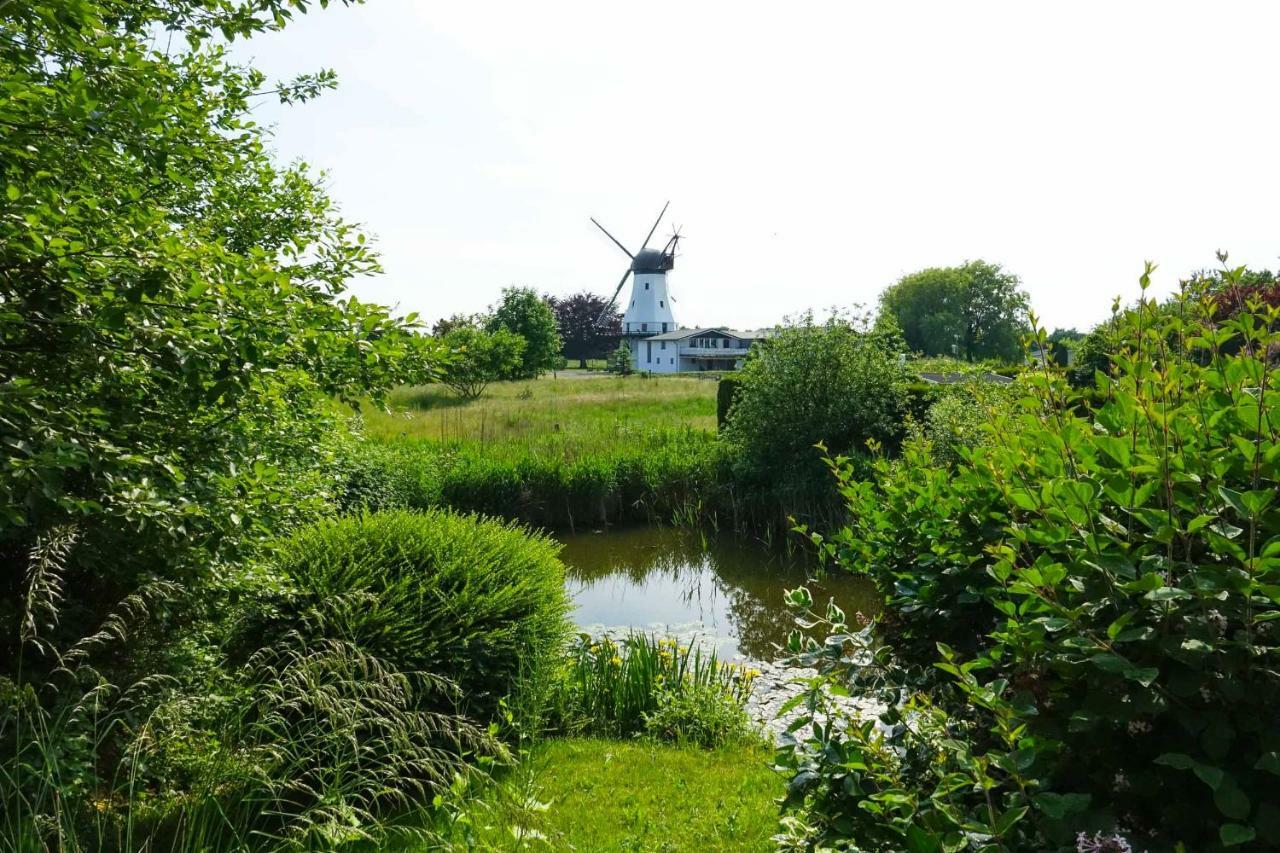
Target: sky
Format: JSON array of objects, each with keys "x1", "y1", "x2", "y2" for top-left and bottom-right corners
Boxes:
[{"x1": 239, "y1": 0, "x2": 1280, "y2": 333}]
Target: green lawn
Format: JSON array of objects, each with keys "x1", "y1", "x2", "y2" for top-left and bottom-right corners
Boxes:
[
  {"x1": 452, "y1": 738, "x2": 781, "y2": 852},
  {"x1": 361, "y1": 375, "x2": 718, "y2": 455}
]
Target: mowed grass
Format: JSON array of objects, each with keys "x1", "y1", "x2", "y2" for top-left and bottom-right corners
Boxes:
[
  {"x1": 461, "y1": 738, "x2": 782, "y2": 852},
  {"x1": 362, "y1": 374, "x2": 719, "y2": 456}
]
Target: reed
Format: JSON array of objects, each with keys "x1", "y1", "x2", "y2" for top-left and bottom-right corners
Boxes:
[{"x1": 551, "y1": 633, "x2": 758, "y2": 740}]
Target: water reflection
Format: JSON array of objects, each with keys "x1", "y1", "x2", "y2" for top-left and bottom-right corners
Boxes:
[{"x1": 556, "y1": 526, "x2": 879, "y2": 661}]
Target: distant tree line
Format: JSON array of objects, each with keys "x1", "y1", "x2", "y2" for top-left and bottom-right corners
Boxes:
[{"x1": 429, "y1": 287, "x2": 623, "y2": 398}]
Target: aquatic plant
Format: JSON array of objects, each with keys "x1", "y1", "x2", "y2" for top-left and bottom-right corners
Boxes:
[{"x1": 552, "y1": 633, "x2": 758, "y2": 744}]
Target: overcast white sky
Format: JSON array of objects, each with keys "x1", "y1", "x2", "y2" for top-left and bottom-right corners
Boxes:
[{"x1": 240, "y1": 0, "x2": 1280, "y2": 332}]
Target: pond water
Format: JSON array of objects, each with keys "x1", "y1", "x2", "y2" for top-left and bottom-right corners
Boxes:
[{"x1": 556, "y1": 526, "x2": 879, "y2": 663}]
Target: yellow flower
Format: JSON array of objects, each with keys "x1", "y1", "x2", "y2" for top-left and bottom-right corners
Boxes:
[
  {"x1": 679, "y1": 646, "x2": 689, "y2": 654},
  {"x1": 610, "y1": 656, "x2": 622, "y2": 667}
]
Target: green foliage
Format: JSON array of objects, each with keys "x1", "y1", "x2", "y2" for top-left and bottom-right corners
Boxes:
[
  {"x1": 552, "y1": 634, "x2": 757, "y2": 745},
  {"x1": 919, "y1": 378, "x2": 1020, "y2": 466},
  {"x1": 722, "y1": 312, "x2": 910, "y2": 484},
  {"x1": 438, "y1": 326, "x2": 525, "y2": 399},
  {"x1": 0, "y1": 0, "x2": 425, "y2": 633},
  {"x1": 788, "y1": 262, "x2": 1280, "y2": 850},
  {"x1": 880, "y1": 260, "x2": 1030, "y2": 362},
  {"x1": 485, "y1": 287, "x2": 563, "y2": 379},
  {"x1": 1070, "y1": 312, "x2": 1123, "y2": 387},
  {"x1": 607, "y1": 341, "x2": 635, "y2": 375},
  {"x1": 716, "y1": 373, "x2": 744, "y2": 430},
  {"x1": 272, "y1": 510, "x2": 571, "y2": 725}
]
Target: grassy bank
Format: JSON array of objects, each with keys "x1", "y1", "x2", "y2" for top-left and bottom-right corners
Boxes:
[
  {"x1": 435, "y1": 738, "x2": 781, "y2": 851},
  {"x1": 349, "y1": 374, "x2": 840, "y2": 532}
]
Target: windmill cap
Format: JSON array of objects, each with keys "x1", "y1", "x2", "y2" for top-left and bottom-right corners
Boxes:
[{"x1": 631, "y1": 248, "x2": 674, "y2": 273}]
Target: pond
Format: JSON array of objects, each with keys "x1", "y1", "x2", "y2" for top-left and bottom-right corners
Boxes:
[{"x1": 556, "y1": 525, "x2": 880, "y2": 663}]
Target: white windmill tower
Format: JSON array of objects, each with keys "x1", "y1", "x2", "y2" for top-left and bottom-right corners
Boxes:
[{"x1": 591, "y1": 202, "x2": 681, "y2": 366}]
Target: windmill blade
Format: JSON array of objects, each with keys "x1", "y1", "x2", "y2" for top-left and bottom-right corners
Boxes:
[
  {"x1": 591, "y1": 218, "x2": 633, "y2": 258},
  {"x1": 638, "y1": 201, "x2": 670, "y2": 252},
  {"x1": 597, "y1": 266, "x2": 632, "y2": 325}
]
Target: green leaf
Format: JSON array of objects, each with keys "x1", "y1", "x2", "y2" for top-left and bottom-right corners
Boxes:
[
  {"x1": 905, "y1": 824, "x2": 942, "y2": 853},
  {"x1": 1220, "y1": 824, "x2": 1256, "y2": 846},
  {"x1": 1215, "y1": 782, "x2": 1251, "y2": 820},
  {"x1": 1145, "y1": 586, "x2": 1192, "y2": 602},
  {"x1": 1034, "y1": 792, "x2": 1090, "y2": 820}
]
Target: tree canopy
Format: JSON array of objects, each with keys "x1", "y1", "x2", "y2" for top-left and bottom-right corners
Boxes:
[
  {"x1": 0, "y1": 0, "x2": 423, "y2": 614},
  {"x1": 484, "y1": 286, "x2": 562, "y2": 379},
  {"x1": 723, "y1": 313, "x2": 910, "y2": 482},
  {"x1": 547, "y1": 291, "x2": 621, "y2": 368},
  {"x1": 438, "y1": 327, "x2": 525, "y2": 399},
  {"x1": 878, "y1": 261, "x2": 1030, "y2": 363}
]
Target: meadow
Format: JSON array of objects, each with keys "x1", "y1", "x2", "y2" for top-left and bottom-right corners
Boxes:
[{"x1": 362, "y1": 373, "x2": 719, "y2": 451}]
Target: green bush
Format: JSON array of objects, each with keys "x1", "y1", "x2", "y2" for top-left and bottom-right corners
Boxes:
[
  {"x1": 786, "y1": 266, "x2": 1280, "y2": 850},
  {"x1": 552, "y1": 634, "x2": 757, "y2": 744},
  {"x1": 716, "y1": 373, "x2": 744, "y2": 430},
  {"x1": 273, "y1": 510, "x2": 571, "y2": 725},
  {"x1": 722, "y1": 312, "x2": 910, "y2": 485}
]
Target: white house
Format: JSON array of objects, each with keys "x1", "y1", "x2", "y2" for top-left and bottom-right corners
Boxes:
[{"x1": 631, "y1": 326, "x2": 771, "y2": 373}]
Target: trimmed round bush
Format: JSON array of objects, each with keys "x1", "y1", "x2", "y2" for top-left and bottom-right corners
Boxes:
[{"x1": 273, "y1": 509, "x2": 570, "y2": 723}]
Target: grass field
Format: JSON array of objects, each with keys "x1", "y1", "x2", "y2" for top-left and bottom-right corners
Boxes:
[
  {"x1": 448, "y1": 738, "x2": 781, "y2": 851},
  {"x1": 362, "y1": 374, "x2": 719, "y2": 456}
]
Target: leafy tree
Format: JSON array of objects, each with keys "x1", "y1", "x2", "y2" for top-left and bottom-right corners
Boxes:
[
  {"x1": 484, "y1": 286, "x2": 561, "y2": 379},
  {"x1": 606, "y1": 341, "x2": 634, "y2": 375},
  {"x1": 431, "y1": 312, "x2": 479, "y2": 337},
  {"x1": 723, "y1": 312, "x2": 909, "y2": 482},
  {"x1": 0, "y1": 0, "x2": 422, "y2": 636},
  {"x1": 879, "y1": 260, "x2": 1030, "y2": 362},
  {"x1": 438, "y1": 327, "x2": 525, "y2": 399},
  {"x1": 547, "y1": 291, "x2": 621, "y2": 368}
]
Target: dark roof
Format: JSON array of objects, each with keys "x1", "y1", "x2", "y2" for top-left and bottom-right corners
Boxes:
[
  {"x1": 642, "y1": 327, "x2": 773, "y2": 342},
  {"x1": 631, "y1": 248, "x2": 674, "y2": 273}
]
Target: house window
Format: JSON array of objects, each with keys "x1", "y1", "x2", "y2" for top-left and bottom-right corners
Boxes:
[
  {"x1": 641, "y1": 322, "x2": 648, "y2": 331},
  {"x1": 645, "y1": 282, "x2": 649, "y2": 290},
  {"x1": 661, "y1": 341, "x2": 667, "y2": 350},
  {"x1": 660, "y1": 300, "x2": 664, "y2": 307},
  {"x1": 662, "y1": 322, "x2": 668, "y2": 332},
  {"x1": 670, "y1": 358, "x2": 674, "y2": 364},
  {"x1": 646, "y1": 341, "x2": 652, "y2": 362}
]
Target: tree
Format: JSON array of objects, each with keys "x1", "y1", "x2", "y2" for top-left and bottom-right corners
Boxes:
[
  {"x1": 438, "y1": 327, "x2": 525, "y2": 399},
  {"x1": 879, "y1": 261, "x2": 1030, "y2": 363},
  {"x1": 484, "y1": 287, "x2": 562, "y2": 379},
  {"x1": 431, "y1": 313, "x2": 479, "y2": 337},
  {"x1": 547, "y1": 292, "x2": 621, "y2": 368},
  {"x1": 606, "y1": 341, "x2": 634, "y2": 376},
  {"x1": 0, "y1": 0, "x2": 420, "y2": 637},
  {"x1": 723, "y1": 313, "x2": 910, "y2": 483}
]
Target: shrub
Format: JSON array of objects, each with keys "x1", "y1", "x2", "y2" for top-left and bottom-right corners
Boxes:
[
  {"x1": 716, "y1": 373, "x2": 744, "y2": 430},
  {"x1": 787, "y1": 264, "x2": 1280, "y2": 850},
  {"x1": 272, "y1": 510, "x2": 571, "y2": 725},
  {"x1": 606, "y1": 341, "x2": 634, "y2": 375},
  {"x1": 722, "y1": 312, "x2": 910, "y2": 485},
  {"x1": 643, "y1": 682, "x2": 755, "y2": 748},
  {"x1": 552, "y1": 634, "x2": 757, "y2": 743},
  {"x1": 438, "y1": 326, "x2": 526, "y2": 399}
]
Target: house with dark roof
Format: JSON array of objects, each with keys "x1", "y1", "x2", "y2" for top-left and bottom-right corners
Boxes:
[{"x1": 630, "y1": 326, "x2": 772, "y2": 373}]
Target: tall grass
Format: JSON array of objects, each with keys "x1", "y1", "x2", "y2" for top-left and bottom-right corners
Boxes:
[
  {"x1": 362, "y1": 375, "x2": 718, "y2": 450},
  {"x1": 2, "y1": 513, "x2": 557, "y2": 851}
]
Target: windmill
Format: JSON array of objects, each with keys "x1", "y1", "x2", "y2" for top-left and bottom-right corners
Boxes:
[{"x1": 591, "y1": 203, "x2": 681, "y2": 342}]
